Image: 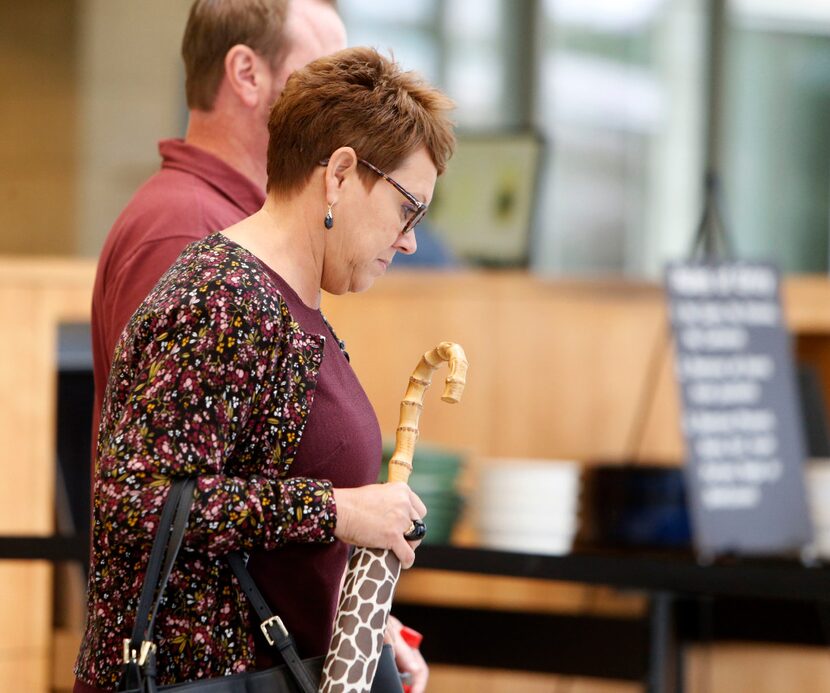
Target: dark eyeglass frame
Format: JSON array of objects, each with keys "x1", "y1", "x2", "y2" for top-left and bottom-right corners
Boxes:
[{"x1": 319, "y1": 157, "x2": 428, "y2": 234}]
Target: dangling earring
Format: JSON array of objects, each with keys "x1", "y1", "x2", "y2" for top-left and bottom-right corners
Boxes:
[{"x1": 324, "y1": 203, "x2": 334, "y2": 229}]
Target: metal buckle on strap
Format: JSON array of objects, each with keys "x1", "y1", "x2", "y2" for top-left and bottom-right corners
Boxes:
[
  {"x1": 123, "y1": 639, "x2": 157, "y2": 666},
  {"x1": 260, "y1": 615, "x2": 288, "y2": 646}
]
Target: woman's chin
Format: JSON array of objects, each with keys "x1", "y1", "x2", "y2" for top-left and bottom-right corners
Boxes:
[
  {"x1": 322, "y1": 275, "x2": 374, "y2": 295},
  {"x1": 350, "y1": 277, "x2": 377, "y2": 294},
  {"x1": 348, "y1": 270, "x2": 381, "y2": 294}
]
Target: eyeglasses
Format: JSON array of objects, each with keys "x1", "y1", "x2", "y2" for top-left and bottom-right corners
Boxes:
[{"x1": 319, "y1": 157, "x2": 428, "y2": 234}]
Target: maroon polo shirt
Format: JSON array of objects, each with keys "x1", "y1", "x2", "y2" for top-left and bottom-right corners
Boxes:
[{"x1": 90, "y1": 139, "x2": 265, "y2": 457}]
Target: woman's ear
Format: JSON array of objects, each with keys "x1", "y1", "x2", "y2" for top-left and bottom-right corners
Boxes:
[
  {"x1": 323, "y1": 147, "x2": 359, "y2": 204},
  {"x1": 224, "y1": 44, "x2": 262, "y2": 109}
]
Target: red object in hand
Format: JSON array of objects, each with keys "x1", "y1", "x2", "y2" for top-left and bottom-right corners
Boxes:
[
  {"x1": 399, "y1": 626, "x2": 423, "y2": 692},
  {"x1": 401, "y1": 626, "x2": 424, "y2": 650},
  {"x1": 400, "y1": 625, "x2": 423, "y2": 649}
]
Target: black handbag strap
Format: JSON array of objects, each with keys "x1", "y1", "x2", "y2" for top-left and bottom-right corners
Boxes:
[
  {"x1": 147, "y1": 479, "x2": 196, "y2": 642},
  {"x1": 227, "y1": 553, "x2": 318, "y2": 693},
  {"x1": 122, "y1": 479, "x2": 316, "y2": 693},
  {"x1": 121, "y1": 479, "x2": 193, "y2": 692},
  {"x1": 126, "y1": 479, "x2": 191, "y2": 655}
]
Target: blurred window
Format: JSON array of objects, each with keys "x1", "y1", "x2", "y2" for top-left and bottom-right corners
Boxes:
[
  {"x1": 339, "y1": 0, "x2": 508, "y2": 128},
  {"x1": 724, "y1": 0, "x2": 830, "y2": 273},
  {"x1": 340, "y1": 0, "x2": 830, "y2": 275},
  {"x1": 535, "y1": 0, "x2": 706, "y2": 276}
]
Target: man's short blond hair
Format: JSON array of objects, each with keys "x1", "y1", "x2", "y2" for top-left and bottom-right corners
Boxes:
[{"x1": 182, "y1": 0, "x2": 289, "y2": 111}]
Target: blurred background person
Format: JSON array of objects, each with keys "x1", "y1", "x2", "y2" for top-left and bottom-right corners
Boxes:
[{"x1": 90, "y1": 0, "x2": 346, "y2": 462}]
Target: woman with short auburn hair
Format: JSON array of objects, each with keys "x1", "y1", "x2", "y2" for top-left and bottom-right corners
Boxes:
[{"x1": 74, "y1": 47, "x2": 454, "y2": 693}]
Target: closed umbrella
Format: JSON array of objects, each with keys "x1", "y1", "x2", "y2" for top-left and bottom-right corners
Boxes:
[{"x1": 319, "y1": 341, "x2": 468, "y2": 693}]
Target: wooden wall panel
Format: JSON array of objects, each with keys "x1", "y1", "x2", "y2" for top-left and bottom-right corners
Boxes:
[
  {"x1": 322, "y1": 273, "x2": 687, "y2": 464},
  {"x1": 429, "y1": 644, "x2": 830, "y2": 693},
  {"x1": 427, "y1": 667, "x2": 640, "y2": 693},
  {"x1": 0, "y1": 258, "x2": 95, "y2": 692},
  {"x1": 0, "y1": 1, "x2": 77, "y2": 256},
  {"x1": 323, "y1": 272, "x2": 829, "y2": 466},
  {"x1": 685, "y1": 643, "x2": 830, "y2": 693}
]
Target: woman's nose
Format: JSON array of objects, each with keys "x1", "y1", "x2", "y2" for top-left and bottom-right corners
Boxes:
[{"x1": 395, "y1": 229, "x2": 417, "y2": 255}]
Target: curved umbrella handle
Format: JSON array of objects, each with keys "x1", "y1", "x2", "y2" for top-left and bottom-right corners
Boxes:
[{"x1": 388, "y1": 341, "x2": 468, "y2": 484}]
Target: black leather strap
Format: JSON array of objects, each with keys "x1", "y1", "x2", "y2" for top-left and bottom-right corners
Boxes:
[
  {"x1": 227, "y1": 552, "x2": 317, "y2": 693},
  {"x1": 226, "y1": 552, "x2": 272, "y2": 624},
  {"x1": 127, "y1": 480, "x2": 187, "y2": 651},
  {"x1": 146, "y1": 479, "x2": 196, "y2": 642},
  {"x1": 121, "y1": 480, "x2": 190, "y2": 692}
]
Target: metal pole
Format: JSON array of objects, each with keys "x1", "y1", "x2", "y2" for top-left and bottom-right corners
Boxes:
[
  {"x1": 704, "y1": 0, "x2": 727, "y2": 178},
  {"x1": 501, "y1": 0, "x2": 540, "y2": 130},
  {"x1": 646, "y1": 591, "x2": 683, "y2": 693},
  {"x1": 690, "y1": 0, "x2": 734, "y2": 261}
]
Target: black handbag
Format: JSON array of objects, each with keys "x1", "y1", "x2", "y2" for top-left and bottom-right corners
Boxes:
[{"x1": 118, "y1": 479, "x2": 402, "y2": 693}]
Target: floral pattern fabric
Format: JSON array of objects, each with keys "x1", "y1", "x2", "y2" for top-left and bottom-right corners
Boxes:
[{"x1": 75, "y1": 233, "x2": 338, "y2": 689}]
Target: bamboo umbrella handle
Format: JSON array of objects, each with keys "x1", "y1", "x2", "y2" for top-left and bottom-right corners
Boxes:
[{"x1": 387, "y1": 341, "x2": 468, "y2": 484}]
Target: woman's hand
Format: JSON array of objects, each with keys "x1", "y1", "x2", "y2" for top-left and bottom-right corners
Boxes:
[
  {"x1": 332, "y1": 482, "x2": 427, "y2": 568},
  {"x1": 384, "y1": 614, "x2": 428, "y2": 693}
]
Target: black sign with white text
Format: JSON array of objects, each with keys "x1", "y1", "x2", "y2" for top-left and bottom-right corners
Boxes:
[{"x1": 666, "y1": 262, "x2": 812, "y2": 556}]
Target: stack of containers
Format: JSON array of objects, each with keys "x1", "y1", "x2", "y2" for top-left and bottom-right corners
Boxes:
[
  {"x1": 379, "y1": 442, "x2": 465, "y2": 545},
  {"x1": 473, "y1": 459, "x2": 581, "y2": 555}
]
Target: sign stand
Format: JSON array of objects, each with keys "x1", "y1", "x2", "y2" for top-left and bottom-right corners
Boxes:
[{"x1": 666, "y1": 260, "x2": 813, "y2": 557}]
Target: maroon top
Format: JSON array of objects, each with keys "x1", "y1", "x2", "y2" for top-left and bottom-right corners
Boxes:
[
  {"x1": 91, "y1": 139, "x2": 265, "y2": 459},
  {"x1": 249, "y1": 265, "x2": 382, "y2": 665}
]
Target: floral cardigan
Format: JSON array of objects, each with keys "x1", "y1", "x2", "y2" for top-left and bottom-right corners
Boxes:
[{"x1": 75, "y1": 234, "x2": 338, "y2": 689}]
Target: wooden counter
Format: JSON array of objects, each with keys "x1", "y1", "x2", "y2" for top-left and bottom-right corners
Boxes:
[{"x1": 323, "y1": 271, "x2": 830, "y2": 465}]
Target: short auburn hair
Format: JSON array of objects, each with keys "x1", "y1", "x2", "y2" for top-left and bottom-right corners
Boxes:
[
  {"x1": 182, "y1": 0, "x2": 289, "y2": 111},
  {"x1": 266, "y1": 47, "x2": 456, "y2": 195}
]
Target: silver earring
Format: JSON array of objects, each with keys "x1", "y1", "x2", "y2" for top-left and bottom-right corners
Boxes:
[{"x1": 324, "y1": 204, "x2": 334, "y2": 229}]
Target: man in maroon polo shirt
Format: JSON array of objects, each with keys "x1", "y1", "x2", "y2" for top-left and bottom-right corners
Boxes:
[{"x1": 91, "y1": 0, "x2": 346, "y2": 439}]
